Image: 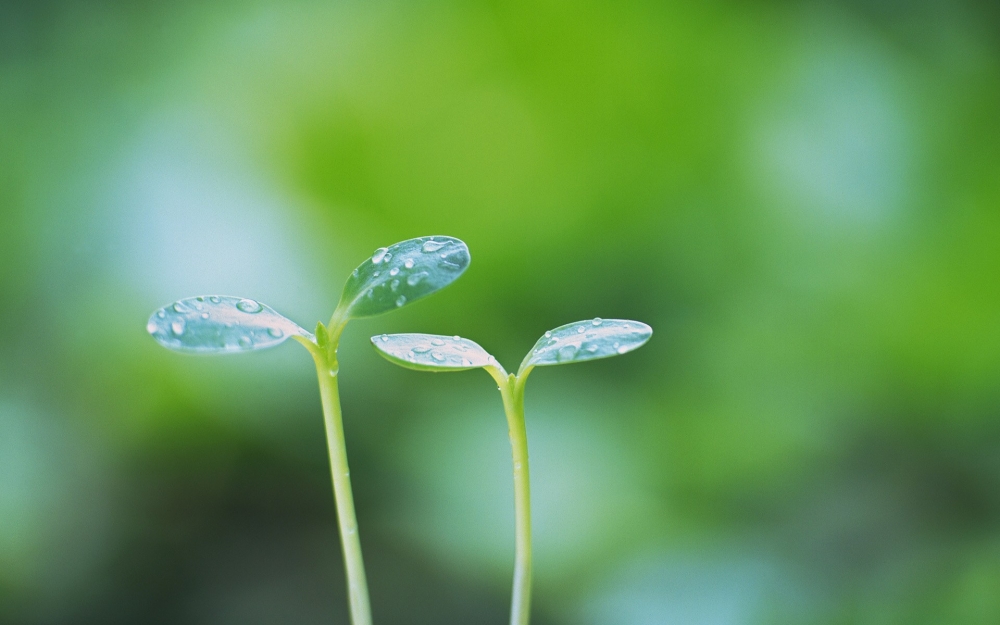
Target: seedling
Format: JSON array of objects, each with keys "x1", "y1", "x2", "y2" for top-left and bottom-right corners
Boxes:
[
  {"x1": 146, "y1": 236, "x2": 471, "y2": 625},
  {"x1": 370, "y1": 318, "x2": 652, "y2": 625}
]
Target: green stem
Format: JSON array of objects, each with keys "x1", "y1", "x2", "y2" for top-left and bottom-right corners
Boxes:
[
  {"x1": 312, "y1": 341, "x2": 373, "y2": 625},
  {"x1": 499, "y1": 373, "x2": 532, "y2": 625}
]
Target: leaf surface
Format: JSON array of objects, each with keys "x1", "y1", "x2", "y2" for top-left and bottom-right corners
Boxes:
[
  {"x1": 147, "y1": 296, "x2": 309, "y2": 354},
  {"x1": 339, "y1": 236, "x2": 470, "y2": 318},
  {"x1": 370, "y1": 333, "x2": 494, "y2": 372},
  {"x1": 520, "y1": 318, "x2": 652, "y2": 372}
]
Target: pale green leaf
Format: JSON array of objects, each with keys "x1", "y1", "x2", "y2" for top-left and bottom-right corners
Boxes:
[
  {"x1": 370, "y1": 333, "x2": 494, "y2": 372},
  {"x1": 339, "y1": 236, "x2": 470, "y2": 318},
  {"x1": 147, "y1": 296, "x2": 309, "y2": 354},
  {"x1": 520, "y1": 318, "x2": 652, "y2": 371}
]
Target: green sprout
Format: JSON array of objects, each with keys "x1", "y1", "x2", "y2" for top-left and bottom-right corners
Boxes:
[
  {"x1": 146, "y1": 236, "x2": 471, "y2": 625},
  {"x1": 369, "y1": 318, "x2": 652, "y2": 625}
]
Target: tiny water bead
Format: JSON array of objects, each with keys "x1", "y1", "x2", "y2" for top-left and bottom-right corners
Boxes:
[
  {"x1": 389, "y1": 267, "x2": 399, "y2": 276},
  {"x1": 592, "y1": 318, "x2": 602, "y2": 326},
  {"x1": 380, "y1": 334, "x2": 389, "y2": 342},
  {"x1": 431, "y1": 339, "x2": 445, "y2": 346},
  {"x1": 421, "y1": 239, "x2": 447, "y2": 253},
  {"x1": 577, "y1": 326, "x2": 586, "y2": 334},
  {"x1": 404, "y1": 259, "x2": 415, "y2": 269},
  {"x1": 146, "y1": 320, "x2": 157, "y2": 334},
  {"x1": 171, "y1": 320, "x2": 186, "y2": 336},
  {"x1": 431, "y1": 351, "x2": 445, "y2": 361},
  {"x1": 412, "y1": 346, "x2": 431, "y2": 353},
  {"x1": 390, "y1": 279, "x2": 400, "y2": 291},
  {"x1": 237, "y1": 299, "x2": 263, "y2": 313},
  {"x1": 209, "y1": 296, "x2": 220, "y2": 304},
  {"x1": 372, "y1": 247, "x2": 389, "y2": 264},
  {"x1": 268, "y1": 327, "x2": 284, "y2": 338},
  {"x1": 156, "y1": 310, "x2": 166, "y2": 318},
  {"x1": 544, "y1": 331, "x2": 552, "y2": 338},
  {"x1": 396, "y1": 295, "x2": 407, "y2": 307},
  {"x1": 453, "y1": 335, "x2": 461, "y2": 341}
]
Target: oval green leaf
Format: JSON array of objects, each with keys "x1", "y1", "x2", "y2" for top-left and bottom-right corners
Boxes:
[
  {"x1": 520, "y1": 318, "x2": 652, "y2": 371},
  {"x1": 338, "y1": 236, "x2": 470, "y2": 319},
  {"x1": 147, "y1": 296, "x2": 309, "y2": 354},
  {"x1": 370, "y1": 333, "x2": 494, "y2": 372}
]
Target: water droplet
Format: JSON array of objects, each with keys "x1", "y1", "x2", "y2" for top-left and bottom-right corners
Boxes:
[
  {"x1": 558, "y1": 344, "x2": 578, "y2": 361},
  {"x1": 585, "y1": 343, "x2": 599, "y2": 353},
  {"x1": 192, "y1": 301, "x2": 203, "y2": 311},
  {"x1": 146, "y1": 321, "x2": 158, "y2": 334},
  {"x1": 407, "y1": 272, "x2": 428, "y2": 286},
  {"x1": 431, "y1": 339, "x2": 445, "y2": 346},
  {"x1": 373, "y1": 271, "x2": 380, "y2": 278},
  {"x1": 238, "y1": 336, "x2": 253, "y2": 349},
  {"x1": 412, "y1": 346, "x2": 431, "y2": 354},
  {"x1": 389, "y1": 267, "x2": 399, "y2": 276},
  {"x1": 172, "y1": 302, "x2": 188, "y2": 313},
  {"x1": 365, "y1": 289, "x2": 374, "y2": 298},
  {"x1": 372, "y1": 247, "x2": 388, "y2": 264},
  {"x1": 195, "y1": 296, "x2": 204, "y2": 302},
  {"x1": 200, "y1": 312, "x2": 209, "y2": 319},
  {"x1": 462, "y1": 358, "x2": 473, "y2": 366},
  {"x1": 515, "y1": 462, "x2": 522, "y2": 470},
  {"x1": 403, "y1": 259, "x2": 415, "y2": 269},
  {"x1": 453, "y1": 335, "x2": 461, "y2": 341},
  {"x1": 544, "y1": 331, "x2": 552, "y2": 338},
  {"x1": 612, "y1": 342, "x2": 620, "y2": 349},
  {"x1": 390, "y1": 279, "x2": 400, "y2": 291},
  {"x1": 431, "y1": 351, "x2": 445, "y2": 361},
  {"x1": 268, "y1": 327, "x2": 284, "y2": 338},
  {"x1": 156, "y1": 310, "x2": 166, "y2": 318},
  {"x1": 383, "y1": 252, "x2": 392, "y2": 262},
  {"x1": 440, "y1": 260, "x2": 461, "y2": 270},
  {"x1": 352, "y1": 268, "x2": 359, "y2": 277},
  {"x1": 592, "y1": 317, "x2": 602, "y2": 326},
  {"x1": 577, "y1": 326, "x2": 586, "y2": 334},
  {"x1": 616, "y1": 345, "x2": 629, "y2": 354},
  {"x1": 209, "y1": 296, "x2": 220, "y2": 304},
  {"x1": 237, "y1": 299, "x2": 262, "y2": 313},
  {"x1": 380, "y1": 334, "x2": 389, "y2": 342},
  {"x1": 422, "y1": 240, "x2": 447, "y2": 252},
  {"x1": 396, "y1": 295, "x2": 407, "y2": 307},
  {"x1": 171, "y1": 320, "x2": 185, "y2": 336}
]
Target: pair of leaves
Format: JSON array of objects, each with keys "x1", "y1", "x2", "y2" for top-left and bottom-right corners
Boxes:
[
  {"x1": 147, "y1": 236, "x2": 470, "y2": 353},
  {"x1": 370, "y1": 318, "x2": 652, "y2": 377}
]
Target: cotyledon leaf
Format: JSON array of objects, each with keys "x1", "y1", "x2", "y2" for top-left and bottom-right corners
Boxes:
[
  {"x1": 519, "y1": 318, "x2": 652, "y2": 372},
  {"x1": 147, "y1": 296, "x2": 310, "y2": 354},
  {"x1": 370, "y1": 333, "x2": 495, "y2": 372},
  {"x1": 338, "y1": 236, "x2": 470, "y2": 319}
]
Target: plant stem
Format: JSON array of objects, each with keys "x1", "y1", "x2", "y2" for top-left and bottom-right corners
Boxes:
[
  {"x1": 500, "y1": 373, "x2": 532, "y2": 625},
  {"x1": 313, "y1": 344, "x2": 373, "y2": 625}
]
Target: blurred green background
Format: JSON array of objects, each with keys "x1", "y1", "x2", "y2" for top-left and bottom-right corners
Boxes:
[{"x1": 2, "y1": 0, "x2": 1000, "y2": 623}]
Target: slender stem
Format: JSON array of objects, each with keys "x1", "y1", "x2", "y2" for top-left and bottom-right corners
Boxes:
[
  {"x1": 312, "y1": 342, "x2": 373, "y2": 625},
  {"x1": 499, "y1": 373, "x2": 532, "y2": 625}
]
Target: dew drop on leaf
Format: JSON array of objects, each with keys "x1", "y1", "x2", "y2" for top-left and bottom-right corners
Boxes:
[
  {"x1": 421, "y1": 240, "x2": 447, "y2": 253},
  {"x1": 237, "y1": 299, "x2": 263, "y2": 314},
  {"x1": 404, "y1": 259, "x2": 415, "y2": 269},
  {"x1": 389, "y1": 267, "x2": 399, "y2": 276},
  {"x1": 171, "y1": 320, "x2": 186, "y2": 336},
  {"x1": 372, "y1": 247, "x2": 389, "y2": 264},
  {"x1": 396, "y1": 295, "x2": 407, "y2": 307}
]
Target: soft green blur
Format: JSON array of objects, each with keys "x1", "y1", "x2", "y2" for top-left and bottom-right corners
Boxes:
[{"x1": 2, "y1": 1, "x2": 1000, "y2": 623}]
